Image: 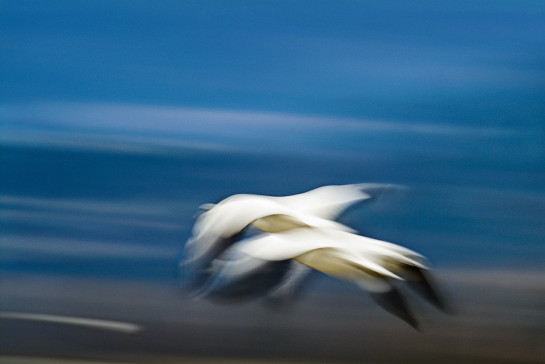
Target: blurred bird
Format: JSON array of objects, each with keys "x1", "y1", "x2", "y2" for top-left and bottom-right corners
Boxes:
[
  {"x1": 205, "y1": 228, "x2": 447, "y2": 329},
  {"x1": 180, "y1": 183, "x2": 447, "y2": 328}
]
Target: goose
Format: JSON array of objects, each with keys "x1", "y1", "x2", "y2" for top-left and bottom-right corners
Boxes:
[{"x1": 201, "y1": 227, "x2": 447, "y2": 329}]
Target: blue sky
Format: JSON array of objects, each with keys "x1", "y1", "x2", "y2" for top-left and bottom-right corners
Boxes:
[
  {"x1": 2, "y1": 1, "x2": 544, "y2": 126},
  {"x1": 2, "y1": 1, "x2": 544, "y2": 159}
]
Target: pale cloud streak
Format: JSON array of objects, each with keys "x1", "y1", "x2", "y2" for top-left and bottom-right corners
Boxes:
[
  {"x1": 0, "y1": 101, "x2": 527, "y2": 156},
  {"x1": 0, "y1": 194, "x2": 191, "y2": 231},
  {"x1": 0, "y1": 235, "x2": 177, "y2": 259}
]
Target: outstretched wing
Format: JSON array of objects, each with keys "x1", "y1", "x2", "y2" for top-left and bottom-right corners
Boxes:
[
  {"x1": 276, "y1": 183, "x2": 403, "y2": 221},
  {"x1": 233, "y1": 228, "x2": 426, "y2": 278}
]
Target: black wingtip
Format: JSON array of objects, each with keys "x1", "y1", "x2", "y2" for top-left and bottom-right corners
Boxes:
[
  {"x1": 402, "y1": 265, "x2": 451, "y2": 314},
  {"x1": 370, "y1": 286, "x2": 419, "y2": 330}
]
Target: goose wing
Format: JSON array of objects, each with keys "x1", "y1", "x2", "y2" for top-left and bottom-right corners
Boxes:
[
  {"x1": 232, "y1": 228, "x2": 425, "y2": 279},
  {"x1": 275, "y1": 183, "x2": 403, "y2": 220},
  {"x1": 184, "y1": 195, "x2": 352, "y2": 266}
]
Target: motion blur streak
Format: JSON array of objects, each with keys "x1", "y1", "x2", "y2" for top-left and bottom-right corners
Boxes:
[
  {"x1": 1, "y1": 102, "x2": 537, "y2": 157},
  {"x1": 0, "y1": 312, "x2": 142, "y2": 334}
]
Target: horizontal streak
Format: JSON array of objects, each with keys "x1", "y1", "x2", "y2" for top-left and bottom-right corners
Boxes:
[{"x1": 0, "y1": 312, "x2": 142, "y2": 334}]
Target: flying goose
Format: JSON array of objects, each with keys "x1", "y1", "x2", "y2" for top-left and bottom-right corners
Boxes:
[{"x1": 203, "y1": 227, "x2": 446, "y2": 329}]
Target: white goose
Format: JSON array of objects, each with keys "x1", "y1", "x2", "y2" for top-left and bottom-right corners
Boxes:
[
  {"x1": 183, "y1": 183, "x2": 398, "y2": 269},
  {"x1": 203, "y1": 227, "x2": 445, "y2": 329}
]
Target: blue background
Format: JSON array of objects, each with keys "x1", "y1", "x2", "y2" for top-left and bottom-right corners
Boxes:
[{"x1": 1, "y1": 1, "x2": 544, "y2": 363}]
